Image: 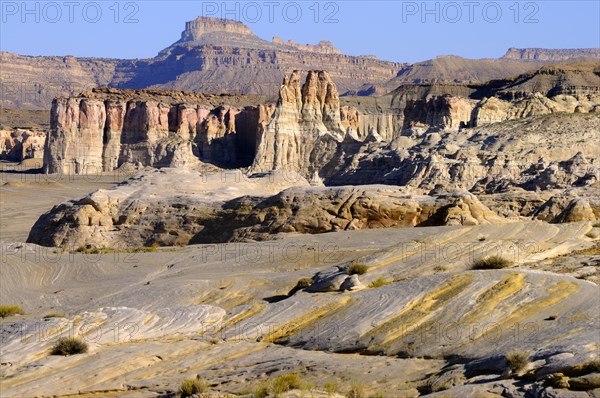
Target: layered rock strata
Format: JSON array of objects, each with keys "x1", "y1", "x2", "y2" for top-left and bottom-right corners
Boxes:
[{"x1": 43, "y1": 89, "x2": 269, "y2": 174}]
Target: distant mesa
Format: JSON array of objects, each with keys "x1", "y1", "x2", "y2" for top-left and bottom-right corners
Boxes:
[
  {"x1": 180, "y1": 16, "x2": 254, "y2": 41},
  {"x1": 171, "y1": 16, "x2": 341, "y2": 55},
  {"x1": 1, "y1": 15, "x2": 599, "y2": 109},
  {"x1": 502, "y1": 47, "x2": 600, "y2": 61}
]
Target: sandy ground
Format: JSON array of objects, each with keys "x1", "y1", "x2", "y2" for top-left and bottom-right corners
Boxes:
[{"x1": 0, "y1": 162, "x2": 132, "y2": 242}]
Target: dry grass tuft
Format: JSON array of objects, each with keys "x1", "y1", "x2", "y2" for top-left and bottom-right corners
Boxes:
[
  {"x1": 473, "y1": 255, "x2": 513, "y2": 270},
  {"x1": 0, "y1": 305, "x2": 25, "y2": 318}
]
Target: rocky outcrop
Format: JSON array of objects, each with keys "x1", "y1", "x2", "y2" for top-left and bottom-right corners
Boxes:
[
  {"x1": 249, "y1": 65, "x2": 599, "y2": 189},
  {"x1": 469, "y1": 93, "x2": 598, "y2": 126},
  {"x1": 43, "y1": 89, "x2": 268, "y2": 174},
  {"x1": 328, "y1": 113, "x2": 600, "y2": 192},
  {"x1": 26, "y1": 169, "x2": 506, "y2": 248},
  {"x1": 250, "y1": 70, "x2": 347, "y2": 177},
  {"x1": 403, "y1": 95, "x2": 478, "y2": 130},
  {"x1": 0, "y1": 129, "x2": 45, "y2": 161}
]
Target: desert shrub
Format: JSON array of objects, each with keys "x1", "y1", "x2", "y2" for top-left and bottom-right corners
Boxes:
[
  {"x1": 585, "y1": 231, "x2": 598, "y2": 239},
  {"x1": 368, "y1": 277, "x2": 391, "y2": 288},
  {"x1": 348, "y1": 262, "x2": 369, "y2": 275},
  {"x1": 179, "y1": 376, "x2": 208, "y2": 397},
  {"x1": 0, "y1": 305, "x2": 25, "y2": 318},
  {"x1": 473, "y1": 255, "x2": 512, "y2": 270},
  {"x1": 51, "y1": 337, "x2": 88, "y2": 356},
  {"x1": 287, "y1": 277, "x2": 314, "y2": 296},
  {"x1": 272, "y1": 373, "x2": 303, "y2": 395},
  {"x1": 253, "y1": 382, "x2": 269, "y2": 398},
  {"x1": 592, "y1": 222, "x2": 600, "y2": 228},
  {"x1": 347, "y1": 382, "x2": 366, "y2": 398},
  {"x1": 295, "y1": 278, "x2": 313, "y2": 289},
  {"x1": 478, "y1": 236, "x2": 486, "y2": 241},
  {"x1": 506, "y1": 351, "x2": 529, "y2": 373},
  {"x1": 324, "y1": 381, "x2": 339, "y2": 395},
  {"x1": 43, "y1": 313, "x2": 66, "y2": 319}
]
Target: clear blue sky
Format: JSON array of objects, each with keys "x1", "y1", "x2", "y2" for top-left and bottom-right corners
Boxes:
[{"x1": 1, "y1": 1, "x2": 598, "y2": 63}]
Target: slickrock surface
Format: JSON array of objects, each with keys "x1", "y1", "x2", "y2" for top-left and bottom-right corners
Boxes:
[{"x1": 2, "y1": 220, "x2": 599, "y2": 397}]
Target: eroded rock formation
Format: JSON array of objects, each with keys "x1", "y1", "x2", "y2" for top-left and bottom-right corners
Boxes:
[
  {"x1": 26, "y1": 169, "x2": 505, "y2": 248},
  {"x1": 0, "y1": 129, "x2": 45, "y2": 161},
  {"x1": 43, "y1": 89, "x2": 269, "y2": 174},
  {"x1": 251, "y1": 70, "x2": 347, "y2": 177}
]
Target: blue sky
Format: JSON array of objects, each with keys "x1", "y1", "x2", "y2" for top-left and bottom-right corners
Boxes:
[{"x1": 1, "y1": 1, "x2": 598, "y2": 63}]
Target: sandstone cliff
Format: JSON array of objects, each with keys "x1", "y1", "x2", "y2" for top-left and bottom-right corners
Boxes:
[
  {"x1": 251, "y1": 70, "x2": 348, "y2": 178},
  {"x1": 43, "y1": 88, "x2": 269, "y2": 174},
  {"x1": 43, "y1": 64, "x2": 599, "y2": 186},
  {"x1": 250, "y1": 66, "x2": 599, "y2": 185}
]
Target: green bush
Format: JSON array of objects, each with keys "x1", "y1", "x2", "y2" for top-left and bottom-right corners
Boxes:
[
  {"x1": 179, "y1": 376, "x2": 208, "y2": 397},
  {"x1": 348, "y1": 262, "x2": 369, "y2": 275},
  {"x1": 368, "y1": 277, "x2": 391, "y2": 288},
  {"x1": 0, "y1": 305, "x2": 25, "y2": 318},
  {"x1": 51, "y1": 337, "x2": 88, "y2": 356},
  {"x1": 506, "y1": 351, "x2": 529, "y2": 373},
  {"x1": 473, "y1": 255, "x2": 512, "y2": 270}
]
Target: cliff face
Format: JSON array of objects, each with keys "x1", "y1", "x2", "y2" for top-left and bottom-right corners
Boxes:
[
  {"x1": 0, "y1": 52, "x2": 119, "y2": 109},
  {"x1": 250, "y1": 67, "x2": 599, "y2": 191},
  {"x1": 43, "y1": 89, "x2": 268, "y2": 174},
  {"x1": 43, "y1": 65, "x2": 599, "y2": 185}
]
